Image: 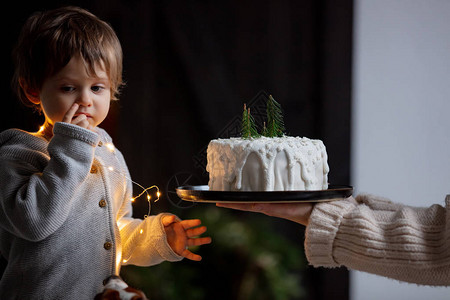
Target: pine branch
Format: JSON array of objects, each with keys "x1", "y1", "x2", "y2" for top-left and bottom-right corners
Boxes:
[
  {"x1": 241, "y1": 104, "x2": 260, "y2": 139},
  {"x1": 264, "y1": 95, "x2": 285, "y2": 137},
  {"x1": 247, "y1": 107, "x2": 260, "y2": 138},
  {"x1": 262, "y1": 121, "x2": 268, "y2": 137}
]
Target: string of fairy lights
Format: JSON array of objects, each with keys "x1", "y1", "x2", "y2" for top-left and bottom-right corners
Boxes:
[
  {"x1": 101, "y1": 140, "x2": 161, "y2": 265},
  {"x1": 38, "y1": 124, "x2": 165, "y2": 266},
  {"x1": 38, "y1": 125, "x2": 160, "y2": 218},
  {"x1": 107, "y1": 164, "x2": 160, "y2": 218},
  {"x1": 101, "y1": 140, "x2": 161, "y2": 219}
]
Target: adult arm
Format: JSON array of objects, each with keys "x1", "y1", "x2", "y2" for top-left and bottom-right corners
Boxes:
[{"x1": 306, "y1": 194, "x2": 450, "y2": 286}]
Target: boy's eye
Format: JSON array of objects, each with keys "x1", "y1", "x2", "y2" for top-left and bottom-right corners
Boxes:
[
  {"x1": 61, "y1": 86, "x2": 75, "y2": 92},
  {"x1": 91, "y1": 85, "x2": 104, "y2": 92}
]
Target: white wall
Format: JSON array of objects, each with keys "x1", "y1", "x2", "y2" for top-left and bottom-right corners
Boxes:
[{"x1": 351, "y1": 0, "x2": 450, "y2": 299}]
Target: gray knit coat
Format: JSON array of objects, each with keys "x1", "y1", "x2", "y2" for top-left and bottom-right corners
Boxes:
[{"x1": 0, "y1": 122, "x2": 182, "y2": 299}]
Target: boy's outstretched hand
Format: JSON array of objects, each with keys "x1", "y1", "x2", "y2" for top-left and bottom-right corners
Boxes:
[{"x1": 162, "y1": 215, "x2": 212, "y2": 261}]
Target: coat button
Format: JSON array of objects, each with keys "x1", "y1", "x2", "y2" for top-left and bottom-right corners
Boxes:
[
  {"x1": 104, "y1": 242, "x2": 112, "y2": 250},
  {"x1": 90, "y1": 165, "x2": 98, "y2": 174},
  {"x1": 98, "y1": 141, "x2": 103, "y2": 147},
  {"x1": 99, "y1": 199, "x2": 107, "y2": 208}
]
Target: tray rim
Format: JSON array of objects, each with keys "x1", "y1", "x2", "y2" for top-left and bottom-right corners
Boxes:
[{"x1": 176, "y1": 184, "x2": 353, "y2": 203}]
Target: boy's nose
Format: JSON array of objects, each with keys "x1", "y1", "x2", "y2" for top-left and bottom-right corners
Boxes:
[{"x1": 77, "y1": 90, "x2": 93, "y2": 107}]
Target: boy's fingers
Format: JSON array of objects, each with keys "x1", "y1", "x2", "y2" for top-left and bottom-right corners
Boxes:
[
  {"x1": 162, "y1": 215, "x2": 176, "y2": 226},
  {"x1": 179, "y1": 219, "x2": 201, "y2": 229},
  {"x1": 188, "y1": 237, "x2": 212, "y2": 247},
  {"x1": 72, "y1": 115, "x2": 92, "y2": 130},
  {"x1": 186, "y1": 226, "x2": 207, "y2": 238},
  {"x1": 71, "y1": 114, "x2": 87, "y2": 124},
  {"x1": 62, "y1": 103, "x2": 79, "y2": 123},
  {"x1": 182, "y1": 249, "x2": 202, "y2": 261}
]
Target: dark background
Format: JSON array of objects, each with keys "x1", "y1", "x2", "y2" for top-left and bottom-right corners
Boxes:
[{"x1": 1, "y1": 1, "x2": 352, "y2": 299}]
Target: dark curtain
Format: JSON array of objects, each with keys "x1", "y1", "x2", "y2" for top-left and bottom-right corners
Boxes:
[{"x1": 2, "y1": 1, "x2": 352, "y2": 299}]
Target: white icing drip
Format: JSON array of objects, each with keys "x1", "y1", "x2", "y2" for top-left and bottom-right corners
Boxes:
[{"x1": 206, "y1": 136, "x2": 329, "y2": 191}]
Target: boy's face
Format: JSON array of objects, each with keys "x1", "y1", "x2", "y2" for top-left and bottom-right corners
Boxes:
[{"x1": 38, "y1": 55, "x2": 111, "y2": 129}]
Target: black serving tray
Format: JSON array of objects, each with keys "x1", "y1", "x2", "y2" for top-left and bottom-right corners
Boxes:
[{"x1": 176, "y1": 185, "x2": 353, "y2": 203}]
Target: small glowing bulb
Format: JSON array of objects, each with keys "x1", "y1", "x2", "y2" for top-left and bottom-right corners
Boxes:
[
  {"x1": 157, "y1": 192, "x2": 161, "y2": 198},
  {"x1": 123, "y1": 259, "x2": 128, "y2": 263},
  {"x1": 108, "y1": 166, "x2": 114, "y2": 171},
  {"x1": 147, "y1": 195, "x2": 151, "y2": 201},
  {"x1": 139, "y1": 229, "x2": 143, "y2": 234},
  {"x1": 105, "y1": 143, "x2": 115, "y2": 152},
  {"x1": 130, "y1": 198, "x2": 135, "y2": 202},
  {"x1": 38, "y1": 125, "x2": 45, "y2": 133}
]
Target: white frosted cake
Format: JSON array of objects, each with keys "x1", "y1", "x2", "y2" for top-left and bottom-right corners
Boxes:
[{"x1": 206, "y1": 136, "x2": 329, "y2": 191}]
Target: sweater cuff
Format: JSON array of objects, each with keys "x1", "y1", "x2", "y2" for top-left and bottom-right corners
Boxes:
[
  {"x1": 53, "y1": 122, "x2": 100, "y2": 146},
  {"x1": 305, "y1": 197, "x2": 357, "y2": 267},
  {"x1": 155, "y1": 213, "x2": 184, "y2": 262}
]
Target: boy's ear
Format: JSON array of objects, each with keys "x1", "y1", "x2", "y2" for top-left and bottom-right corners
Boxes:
[{"x1": 19, "y1": 78, "x2": 41, "y2": 105}]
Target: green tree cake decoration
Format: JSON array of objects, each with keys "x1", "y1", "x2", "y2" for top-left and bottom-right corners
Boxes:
[
  {"x1": 264, "y1": 95, "x2": 285, "y2": 137},
  {"x1": 241, "y1": 104, "x2": 260, "y2": 139},
  {"x1": 240, "y1": 94, "x2": 286, "y2": 138}
]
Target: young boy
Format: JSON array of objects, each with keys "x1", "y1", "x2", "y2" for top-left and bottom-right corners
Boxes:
[{"x1": 0, "y1": 6, "x2": 211, "y2": 299}]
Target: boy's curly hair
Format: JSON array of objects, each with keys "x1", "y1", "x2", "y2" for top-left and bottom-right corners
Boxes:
[{"x1": 12, "y1": 6, "x2": 124, "y2": 111}]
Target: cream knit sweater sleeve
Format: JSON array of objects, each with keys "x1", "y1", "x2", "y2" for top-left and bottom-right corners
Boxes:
[
  {"x1": 112, "y1": 148, "x2": 183, "y2": 267},
  {"x1": 305, "y1": 194, "x2": 450, "y2": 286}
]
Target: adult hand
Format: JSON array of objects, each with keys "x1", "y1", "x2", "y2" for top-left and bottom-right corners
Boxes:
[{"x1": 216, "y1": 202, "x2": 314, "y2": 226}]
